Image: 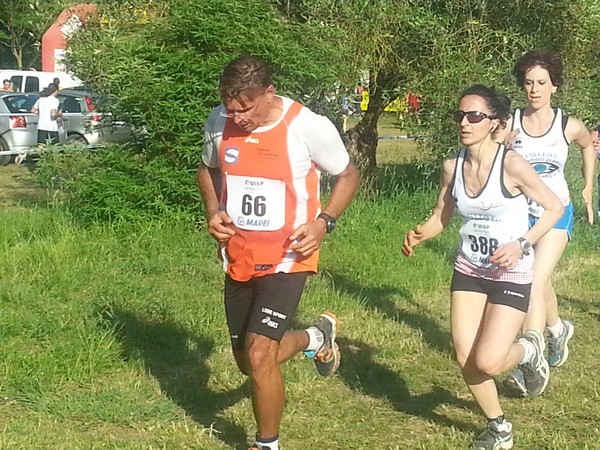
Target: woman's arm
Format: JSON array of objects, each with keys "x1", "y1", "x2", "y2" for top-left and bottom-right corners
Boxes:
[
  {"x1": 567, "y1": 117, "x2": 595, "y2": 224},
  {"x1": 402, "y1": 156, "x2": 456, "y2": 256},
  {"x1": 489, "y1": 152, "x2": 563, "y2": 268}
]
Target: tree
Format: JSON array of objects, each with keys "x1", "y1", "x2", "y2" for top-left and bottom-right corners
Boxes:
[
  {"x1": 0, "y1": 0, "x2": 70, "y2": 68},
  {"x1": 279, "y1": 0, "x2": 600, "y2": 173},
  {"x1": 54, "y1": 0, "x2": 350, "y2": 221}
]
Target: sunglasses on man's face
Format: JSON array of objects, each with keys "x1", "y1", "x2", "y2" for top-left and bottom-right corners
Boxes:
[{"x1": 452, "y1": 110, "x2": 495, "y2": 124}]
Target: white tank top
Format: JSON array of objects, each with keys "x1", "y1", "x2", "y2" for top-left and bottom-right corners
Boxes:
[
  {"x1": 452, "y1": 146, "x2": 533, "y2": 284},
  {"x1": 511, "y1": 108, "x2": 570, "y2": 217}
]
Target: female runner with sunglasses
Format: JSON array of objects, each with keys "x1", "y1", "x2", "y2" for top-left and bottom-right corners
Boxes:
[
  {"x1": 501, "y1": 50, "x2": 596, "y2": 398},
  {"x1": 403, "y1": 85, "x2": 563, "y2": 449}
]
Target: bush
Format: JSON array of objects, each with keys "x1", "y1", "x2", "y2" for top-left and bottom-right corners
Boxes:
[{"x1": 35, "y1": 146, "x2": 200, "y2": 223}]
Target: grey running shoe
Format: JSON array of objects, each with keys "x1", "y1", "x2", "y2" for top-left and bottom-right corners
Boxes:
[
  {"x1": 519, "y1": 329, "x2": 550, "y2": 397},
  {"x1": 547, "y1": 320, "x2": 574, "y2": 368},
  {"x1": 312, "y1": 311, "x2": 340, "y2": 377},
  {"x1": 473, "y1": 418, "x2": 513, "y2": 450},
  {"x1": 502, "y1": 367, "x2": 527, "y2": 398}
]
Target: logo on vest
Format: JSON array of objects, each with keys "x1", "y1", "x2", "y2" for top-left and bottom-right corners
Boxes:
[
  {"x1": 224, "y1": 148, "x2": 239, "y2": 164},
  {"x1": 236, "y1": 217, "x2": 271, "y2": 227},
  {"x1": 532, "y1": 161, "x2": 559, "y2": 175},
  {"x1": 245, "y1": 136, "x2": 259, "y2": 144}
]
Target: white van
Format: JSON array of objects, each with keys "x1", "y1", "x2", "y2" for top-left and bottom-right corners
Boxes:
[{"x1": 0, "y1": 70, "x2": 82, "y2": 93}]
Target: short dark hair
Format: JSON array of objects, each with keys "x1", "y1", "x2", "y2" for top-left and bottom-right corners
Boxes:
[
  {"x1": 513, "y1": 50, "x2": 564, "y2": 88},
  {"x1": 461, "y1": 84, "x2": 512, "y2": 126},
  {"x1": 219, "y1": 55, "x2": 273, "y2": 100},
  {"x1": 41, "y1": 83, "x2": 59, "y2": 97},
  {"x1": 2, "y1": 79, "x2": 9, "y2": 83}
]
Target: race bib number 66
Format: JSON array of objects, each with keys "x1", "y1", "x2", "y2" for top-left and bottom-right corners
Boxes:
[{"x1": 226, "y1": 174, "x2": 286, "y2": 231}]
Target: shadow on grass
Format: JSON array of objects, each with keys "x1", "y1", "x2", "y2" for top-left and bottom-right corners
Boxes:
[
  {"x1": 326, "y1": 271, "x2": 453, "y2": 355},
  {"x1": 337, "y1": 337, "x2": 477, "y2": 432},
  {"x1": 556, "y1": 295, "x2": 600, "y2": 322},
  {"x1": 101, "y1": 307, "x2": 249, "y2": 449}
]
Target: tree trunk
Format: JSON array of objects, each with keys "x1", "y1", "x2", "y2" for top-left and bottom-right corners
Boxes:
[
  {"x1": 345, "y1": 82, "x2": 386, "y2": 175},
  {"x1": 11, "y1": 47, "x2": 23, "y2": 69}
]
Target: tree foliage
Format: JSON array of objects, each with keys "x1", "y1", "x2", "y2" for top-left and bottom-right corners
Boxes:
[
  {"x1": 279, "y1": 0, "x2": 600, "y2": 172},
  {"x1": 67, "y1": 0, "x2": 349, "y2": 167},
  {"x1": 48, "y1": 0, "x2": 600, "y2": 222},
  {"x1": 54, "y1": 0, "x2": 349, "y2": 221},
  {"x1": 0, "y1": 0, "x2": 71, "y2": 68}
]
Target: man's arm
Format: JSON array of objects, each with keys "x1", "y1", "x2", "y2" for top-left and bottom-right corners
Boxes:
[
  {"x1": 196, "y1": 163, "x2": 234, "y2": 243},
  {"x1": 319, "y1": 162, "x2": 360, "y2": 219},
  {"x1": 289, "y1": 161, "x2": 360, "y2": 256}
]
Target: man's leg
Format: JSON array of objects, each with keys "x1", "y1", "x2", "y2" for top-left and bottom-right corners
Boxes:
[{"x1": 238, "y1": 273, "x2": 309, "y2": 450}]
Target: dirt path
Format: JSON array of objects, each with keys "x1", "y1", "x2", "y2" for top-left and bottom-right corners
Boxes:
[{"x1": 0, "y1": 163, "x2": 48, "y2": 206}]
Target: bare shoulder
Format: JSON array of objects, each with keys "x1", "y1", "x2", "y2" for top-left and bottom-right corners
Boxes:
[
  {"x1": 565, "y1": 115, "x2": 588, "y2": 142},
  {"x1": 503, "y1": 149, "x2": 533, "y2": 177},
  {"x1": 439, "y1": 151, "x2": 460, "y2": 184}
]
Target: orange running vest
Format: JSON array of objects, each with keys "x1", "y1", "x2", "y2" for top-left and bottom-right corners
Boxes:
[{"x1": 218, "y1": 101, "x2": 321, "y2": 282}]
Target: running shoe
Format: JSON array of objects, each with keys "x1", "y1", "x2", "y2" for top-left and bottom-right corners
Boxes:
[
  {"x1": 519, "y1": 329, "x2": 550, "y2": 397},
  {"x1": 311, "y1": 311, "x2": 340, "y2": 377},
  {"x1": 547, "y1": 320, "x2": 574, "y2": 368},
  {"x1": 502, "y1": 367, "x2": 527, "y2": 398},
  {"x1": 473, "y1": 418, "x2": 513, "y2": 450}
]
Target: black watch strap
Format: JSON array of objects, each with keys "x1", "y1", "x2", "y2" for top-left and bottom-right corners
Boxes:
[{"x1": 317, "y1": 212, "x2": 336, "y2": 233}]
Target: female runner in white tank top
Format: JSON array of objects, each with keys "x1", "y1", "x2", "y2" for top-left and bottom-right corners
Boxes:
[
  {"x1": 403, "y1": 85, "x2": 563, "y2": 449},
  {"x1": 500, "y1": 51, "x2": 596, "y2": 396}
]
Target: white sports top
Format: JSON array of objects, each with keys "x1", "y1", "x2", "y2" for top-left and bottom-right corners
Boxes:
[
  {"x1": 511, "y1": 108, "x2": 570, "y2": 217},
  {"x1": 33, "y1": 95, "x2": 60, "y2": 132},
  {"x1": 452, "y1": 146, "x2": 533, "y2": 284}
]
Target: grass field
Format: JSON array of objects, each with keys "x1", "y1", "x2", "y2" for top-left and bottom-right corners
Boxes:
[{"x1": 0, "y1": 127, "x2": 598, "y2": 449}]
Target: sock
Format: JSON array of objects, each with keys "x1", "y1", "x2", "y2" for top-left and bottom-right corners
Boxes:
[
  {"x1": 256, "y1": 434, "x2": 279, "y2": 450},
  {"x1": 487, "y1": 414, "x2": 505, "y2": 424},
  {"x1": 547, "y1": 320, "x2": 564, "y2": 338},
  {"x1": 518, "y1": 337, "x2": 535, "y2": 364},
  {"x1": 304, "y1": 326, "x2": 324, "y2": 356}
]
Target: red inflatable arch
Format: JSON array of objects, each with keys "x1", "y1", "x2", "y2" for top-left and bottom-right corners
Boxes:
[{"x1": 41, "y1": 3, "x2": 97, "y2": 72}]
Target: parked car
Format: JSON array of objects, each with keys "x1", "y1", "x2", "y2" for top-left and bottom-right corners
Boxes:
[
  {"x1": 0, "y1": 89, "x2": 137, "y2": 165},
  {"x1": 57, "y1": 88, "x2": 138, "y2": 146},
  {"x1": 0, "y1": 92, "x2": 65, "y2": 165}
]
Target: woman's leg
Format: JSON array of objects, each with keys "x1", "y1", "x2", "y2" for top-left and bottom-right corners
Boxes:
[
  {"x1": 452, "y1": 291, "x2": 525, "y2": 418},
  {"x1": 523, "y1": 228, "x2": 568, "y2": 333}
]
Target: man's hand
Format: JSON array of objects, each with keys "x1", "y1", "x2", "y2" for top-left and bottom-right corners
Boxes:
[
  {"x1": 207, "y1": 211, "x2": 235, "y2": 243},
  {"x1": 288, "y1": 220, "x2": 327, "y2": 257}
]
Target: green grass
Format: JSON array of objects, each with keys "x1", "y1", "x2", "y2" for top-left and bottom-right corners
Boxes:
[{"x1": 0, "y1": 139, "x2": 599, "y2": 449}]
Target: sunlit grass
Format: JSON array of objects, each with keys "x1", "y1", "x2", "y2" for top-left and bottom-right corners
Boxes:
[{"x1": 0, "y1": 127, "x2": 598, "y2": 449}]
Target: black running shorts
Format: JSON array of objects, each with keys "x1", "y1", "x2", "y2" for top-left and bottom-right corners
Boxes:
[
  {"x1": 224, "y1": 272, "x2": 308, "y2": 350},
  {"x1": 450, "y1": 270, "x2": 531, "y2": 313},
  {"x1": 37, "y1": 130, "x2": 59, "y2": 145}
]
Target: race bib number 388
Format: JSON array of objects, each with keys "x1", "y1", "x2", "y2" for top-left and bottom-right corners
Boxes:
[{"x1": 226, "y1": 174, "x2": 286, "y2": 231}]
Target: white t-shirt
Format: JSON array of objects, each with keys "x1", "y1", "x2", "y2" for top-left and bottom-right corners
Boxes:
[
  {"x1": 202, "y1": 96, "x2": 350, "y2": 176},
  {"x1": 33, "y1": 95, "x2": 60, "y2": 132}
]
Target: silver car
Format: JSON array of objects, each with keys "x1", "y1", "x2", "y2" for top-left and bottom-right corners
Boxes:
[
  {"x1": 0, "y1": 92, "x2": 65, "y2": 165},
  {"x1": 0, "y1": 89, "x2": 137, "y2": 165},
  {"x1": 57, "y1": 89, "x2": 138, "y2": 146}
]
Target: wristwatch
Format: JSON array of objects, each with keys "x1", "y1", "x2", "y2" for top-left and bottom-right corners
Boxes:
[
  {"x1": 517, "y1": 237, "x2": 532, "y2": 256},
  {"x1": 317, "y1": 212, "x2": 336, "y2": 233}
]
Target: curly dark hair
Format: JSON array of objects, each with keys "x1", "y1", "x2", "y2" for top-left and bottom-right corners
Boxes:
[
  {"x1": 219, "y1": 55, "x2": 273, "y2": 100},
  {"x1": 513, "y1": 50, "x2": 564, "y2": 88},
  {"x1": 460, "y1": 84, "x2": 512, "y2": 127}
]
